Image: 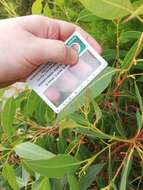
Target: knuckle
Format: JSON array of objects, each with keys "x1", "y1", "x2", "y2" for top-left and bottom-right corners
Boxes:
[{"x1": 30, "y1": 15, "x2": 48, "y2": 25}]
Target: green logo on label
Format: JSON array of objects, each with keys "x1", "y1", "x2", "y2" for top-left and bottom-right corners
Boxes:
[{"x1": 66, "y1": 35, "x2": 86, "y2": 55}]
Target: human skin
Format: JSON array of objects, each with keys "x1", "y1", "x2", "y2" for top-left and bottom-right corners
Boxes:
[
  {"x1": 69, "y1": 59, "x2": 93, "y2": 78},
  {"x1": 56, "y1": 70, "x2": 79, "y2": 92},
  {"x1": 0, "y1": 15, "x2": 102, "y2": 87}
]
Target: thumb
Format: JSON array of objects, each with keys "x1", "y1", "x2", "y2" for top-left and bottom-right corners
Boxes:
[{"x1": 32, "y1": 38, "x2": 79, "y2": 65}]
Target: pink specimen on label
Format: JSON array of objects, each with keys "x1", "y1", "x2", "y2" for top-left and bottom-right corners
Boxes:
[
  {"x1": 44, "y1": 87, "x2": 60, "y2": 103},
  {"x1": 70, "y1": 59, "x2": 92, "y2": 77},
  {"x1": 58, "y1": 71, "x2": 79, "y2": 92}
]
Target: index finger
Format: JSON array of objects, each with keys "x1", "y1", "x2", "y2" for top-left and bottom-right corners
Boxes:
[{"x1": 17, "y1": 15, "x2": 102, "y2": 54}]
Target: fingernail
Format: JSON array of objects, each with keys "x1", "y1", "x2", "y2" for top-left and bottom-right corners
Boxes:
[{"x1": 70, "y1": 48, "x2": 79, "y2": 65}]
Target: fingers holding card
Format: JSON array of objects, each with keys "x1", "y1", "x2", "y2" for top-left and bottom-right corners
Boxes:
[{"x1": 27, "y1": 31, "x2": 108, "y2": 113}]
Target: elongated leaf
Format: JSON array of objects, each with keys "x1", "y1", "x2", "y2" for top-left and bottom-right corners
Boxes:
[
  {"x1": 22, "y1": 161, "x2": 35, "y2": 177},
  {"x1": 134, "y1": 81, "x2": 143, "y2": 113},
  {"x1": 120, "y1": 31, "x2": 142, "y2": 43},
  {"x1": 21, "y1": 167, "x2": 29, "y2": 187},
  {"x1": 59, "y1": 119, "x2": 81, "y2": 134},
  {"x1": 135, "y1": 61, "x2": 143, "y2": 71},
  {"x1": 43, "y1": 3, "x2": 51, "y2": 16},
  {"x1": 24, "y1": 154, "x2": 80, "y2": 178},
  {"x1": 51, "y1": 179, "x2": 63, "y2": 190},
  {"x1": 119, "y1": 148, "x2": 134, "y2": 190},
  {"x1": 92, "y1": 101, "x2": 102, "y2": 124},
  {"x1": 115, "y1": 120, "x2": 126, "y2": 138},
  {"x1": 79, "y1": 0, "x2": 133, "y2": 20},
  {"x1": 79, "y1": 164, "x2": 104, "y2": 190},
  {"x1": 57, "y1": 67, "x2": 115, "y2": 120},
  {"x1": 16, "y1": 177, "x2": 25, "y2": 188},
  {"x1": 35, "y1": 101, "x2": 47, "y2": 125},
  {"x1": 112, "y1": 183, "x2": 118, "y2": 190},
  {"x1": 1, "y1": 97, "x2": 16, "y2": 140},
  {"x1": 136, "y1": 110, "x2": 142, "y2": 131},
  {"x1": 103, "y1": 49, "x2": 117, "y2": 61},
  {"x1": 25, "y1": 91, "x2": 40, "y2": 117},
  {"x1": 65, "y1": 138, "x2": 80, "y2": 154},
  {"x1": 77, "y1": 9, "x2": 100, "y2": 23},
  {"x1": 70, "y1": 114, "x2": 89, "y2": 126},
  {"x1": 15, "y1": 142, "x2": 55, "y2": 160},
  {"x1": 121, "y1": 35, "x2": 143, "y2": 70},
  {"x1": 137, "y1": 76, "x2": 143, "y2": 82},
  {"x1": 68, "y1": 174, "x2": 80, "y2": 190},
  {"x1": 125, "y1": 3, "x2": 143, "y2": 22},
  {"x1": 3, "y1": 163, "x2": 19, "y2": 190},
  {"x1": 57, "y1": 136, "x2": 67, "y2": 154},
  {"x1": 32, "y1": 177, "x2": 51, "y2": 190},
  {"x1": 32, "y1": 0, "x2": 43, "y2": 14},
  {"x1": 73, "y1": 127, "x2": 111, "y2": 140},
  {"x1": 133, "y1": 0, "x2": 143, "y2": 9}
]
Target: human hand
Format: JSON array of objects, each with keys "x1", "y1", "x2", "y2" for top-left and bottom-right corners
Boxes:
[{"x1": 0, "y1": 15, "x2": 101, "y2": 87}]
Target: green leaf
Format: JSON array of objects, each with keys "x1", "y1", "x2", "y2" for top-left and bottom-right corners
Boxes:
[
  {"x1": 57, "y1": 136, "x2": 67, "y2": 154},
  {"x1": 35, "y1": 101, "x2": 47, "y2": 125},
  {"x1": 24, "y1": 154, "x2": 80, "y2": 178},
  {"x1": 121, "y1": 36, "x2": 143, "y2": 70},
  {"x1": 59, "y1": 119, "x2": 81, "y2": 134},
  {"x1": 92, "y1": 101, "x2": 102, "y2": 124},
  {"x1": 1, "y1": 97, "x2": 16, "y2": 140},
  {"x1": 57, "y1": 67, "x2": 115, "y2": 120},
  {"x1": 115, "y1": 120, "x2": 126, "y2": 138},
  {"x1": 43, "y1": 4, "x2": 51, "y2": 17},
  {"x1": 133, "y1": 0, "x2": 143, "y2": 9},
  {"x1": 71, "y1": 113, "x2": 89, "y2": 126},
  {"x1": 50, "y1": 179, "x2": 63, "y2": 190},
  {"x1": 68, "y1": 174, "x2": 80, "y2": 190},
  {"x1": 32, "y1": 0, "x2": 43, "y2": 14},
  {"x1": 134, "y1": 81, "x2": 143, "y2": 113},
  {"x1": 79, "y1": 164, "x2": 104, "y2": 190},
  {"x1": 135, "y1": 61, "x2": 143, "y2": 71},
  {"x1": 3, "y1": 163, "x2": 19, "y2": 190},
  {"x1": 65, "y1": 138, "x2": 80, "y2": 154},
  {"x1": 22, "y1": 161, "x2": 35, "y2": 177},
  {"x1": 0, "y1": 144, "x2": 8, "y2": 151},
  {"x1": 136, "y1": 110, "x2": 143, "y2": 131},
  {"x1": 16, "y1": 177, "x2": 26, "y2": 188},
  {"x1": 25, "y1": 91, "x2": 40, "y2": 117},
  {"x1": 21, "y1": 167, "x2": 29, "y2": 187},
  {"x1": 32, "y1": 177, "x2": 51, "y2": 190},
  {"x1": 79, "y1": 0, "x2": 133, "y2": 20},
  {"x1": 15, "y1": 142, "x2": 55, "y2": 160},
  {"x1": 120, "y1": 31, "x2": 142, "y2": 43},
  {"x1": 125, "y1": 3, "x2": 143, "y2": 22},
  {"x1": 137, "y1": 76, "x2": 143, "y2": 82},
  {"x1": 103, "y1": 49, "x2": 117, "y2": 61},
  {"x1": 76, "y1": 9, "x2": 101, "y2": 23},
  {"x1": 73, "y1": 127, "x2": 111, "y2": 140},
  {"x1": 45, "y1": 135, "x2": 57, "y2": 154},
  {"x1": 119, "y1": 148, "x2": 134, "y2": 190},
  {"x1": 55, "y1": 0, "x2": 65, "y2": 5},
  {"x1": 15, "y1": 90, "x2": 29, "y2": 108}
]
